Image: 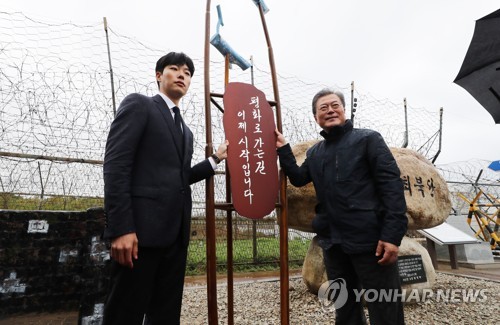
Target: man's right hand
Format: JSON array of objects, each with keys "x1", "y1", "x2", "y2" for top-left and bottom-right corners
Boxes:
[{"x1": 110, "y1": 233, "x2": 138, "y2": 269}]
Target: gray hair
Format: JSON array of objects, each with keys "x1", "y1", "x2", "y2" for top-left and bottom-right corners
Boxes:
[{"x1": 311, "y1": 88, "x2": 346, "y2": 115}]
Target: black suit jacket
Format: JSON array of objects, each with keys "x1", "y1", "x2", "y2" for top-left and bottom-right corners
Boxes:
[{"x1": 103, "y1": 93, "x2": 214, "y2": 247}]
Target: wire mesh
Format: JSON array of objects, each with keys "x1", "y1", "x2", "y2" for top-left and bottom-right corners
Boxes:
[
  {"x1": 0, "y1": 11, "x2": 447, "y2": 208},
  {"x1": 1, "y1": 11, "x2": 498, "y2": 268}
]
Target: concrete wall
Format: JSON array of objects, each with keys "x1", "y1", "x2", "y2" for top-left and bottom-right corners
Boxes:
[{"x1": 0, "y1": 208, "x2": 110, "y2": 318}]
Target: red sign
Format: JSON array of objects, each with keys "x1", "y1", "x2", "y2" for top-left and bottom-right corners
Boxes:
[{"x1": 223, "y1": 82, "x2": 279, "y2": 219}]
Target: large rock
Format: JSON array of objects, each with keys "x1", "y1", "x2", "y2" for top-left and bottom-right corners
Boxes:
[
  {"x1": 286, "y1": 142, "x2": 451, "y2": 232},
  {"x1": 287, "y1": 141, "x2": 318, "y2": 232},
  {"x1": 398, "y1": 236, "x2": 436, "y2": 303},
  {"x1": 391, "y1": 147, "x2": 451, "y2": 229},
  {"x1": 301, "y1": 236, "x2": 327, "y2": 295},
  {"x1": 301, "y1": 236, "x2": 436, "y2": 303}
]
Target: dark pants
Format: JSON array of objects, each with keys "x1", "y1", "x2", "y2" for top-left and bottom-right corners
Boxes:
[
  {"x1": 103, "y1": 239, "x2": 188, "y2": 325},
  {"x1": 323, "y1": 245, "x2": 405, "y2": 325}
]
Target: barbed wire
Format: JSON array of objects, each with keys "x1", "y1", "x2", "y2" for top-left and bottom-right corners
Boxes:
[
  {"x1": 436, "y1": 160, "x2": 500, "y2": 214},
  {"x1": 0, "y1": 11, "x2": 497, "y2": 213}
]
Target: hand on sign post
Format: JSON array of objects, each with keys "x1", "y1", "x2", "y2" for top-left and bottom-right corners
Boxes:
[
  {"x1": 274, "y1": 129, "x2": 288, "y2": 148},
  {"x1": 215, "y1": 140, "x2": 229, "y2": 161}
]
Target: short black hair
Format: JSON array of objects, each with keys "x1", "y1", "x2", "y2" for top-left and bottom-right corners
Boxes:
[
  {"x1": 155, "y1": 52, "x2": 195, "y2": 86},
  {"x1": 311, "y1": 88, "x2": 346, "y2": 115}
]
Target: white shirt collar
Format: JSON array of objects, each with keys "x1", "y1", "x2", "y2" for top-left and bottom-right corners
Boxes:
[
  {"x1": 158, "y1": 93, "x2": 183, "y2": 133},
  {"x1": 158, "y1": 92, "x2": 177, "y2": 111}
]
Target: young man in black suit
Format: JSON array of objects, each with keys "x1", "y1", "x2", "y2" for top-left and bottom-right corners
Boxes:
[{"x1": 102, "y1": 52, "x2": 228, "y2": 324}]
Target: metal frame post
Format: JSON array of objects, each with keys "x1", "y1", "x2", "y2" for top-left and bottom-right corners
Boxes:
[{"x1": 256, "y1": 4, "x2": 289, "y2": 324}]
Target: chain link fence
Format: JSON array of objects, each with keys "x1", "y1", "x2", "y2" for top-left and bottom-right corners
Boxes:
[{"x1": 1, "y1": 11, "x2": 498, "y2": 269}]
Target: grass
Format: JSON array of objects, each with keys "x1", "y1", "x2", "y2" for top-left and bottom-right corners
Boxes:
[
  {"x1": 186, "y1": 237, "x2": 311, "y2": 276},
  {"x1": 0, "y1": 193, "x2": 103, "y2": 210}
]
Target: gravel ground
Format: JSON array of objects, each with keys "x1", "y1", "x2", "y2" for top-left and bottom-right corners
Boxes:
[
  {"x1": 180, "y1": 273, "x2": 500, "y2": 324},
  {"x1": 2, "y1": 272, "x2": 498, "y2": 324}
]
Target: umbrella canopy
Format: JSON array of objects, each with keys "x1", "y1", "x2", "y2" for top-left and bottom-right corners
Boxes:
[
  {"x1": 454, "y1": 8, "x2": 500, "y2": 124},
  {"x1": 488, "y1": 160, "x2": 500, "y2": 171}
]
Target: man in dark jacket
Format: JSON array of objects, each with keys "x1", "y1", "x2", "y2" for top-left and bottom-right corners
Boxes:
[
  {"x1": 275, "y1": 88, "x2": 407, "y2": 325},
  {"x1": 102, "y1": 52, "x2": 227, "y2": 324}
]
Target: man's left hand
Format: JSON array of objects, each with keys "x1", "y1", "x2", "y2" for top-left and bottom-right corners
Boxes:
[
  {"x1": 375, "y1": 240, "x2": 399, "y2": 265},
  {"x1": 274, "y1": 129, "x2": 287, "y2": 148}
]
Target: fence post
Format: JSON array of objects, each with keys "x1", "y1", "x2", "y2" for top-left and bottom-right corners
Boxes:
[
  {"x1": 103, "y1": 17, "x2": 117, "y2": 117},
  {"x1": 431, "y1": 108, "x2": 443, "y2": 164},
  {"x1": 252, "y1": 220, "x2": 257, "y2": 263},
  {"x1": 37, "y1": 162, "x2": 44, "y2": 209},
  {"x1": 402, "y1": 98, "x2": 408, "y2": 148},
  {"x1": 350, "y1": 81, "x2": 357, "y2": 125},
  {"x1": 0, "y1": 177, "x2": 8, "y2": 209}
]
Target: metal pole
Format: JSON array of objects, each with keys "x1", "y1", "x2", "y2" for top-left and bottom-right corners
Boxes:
[
  {"x1": 431, "y1": 108, "x2": 443, "y2": 164},
  {"x1": 350, "y1": 81, "x2": 355, "y2": 124},
  {"x1": 103, "y1": 17, "x2": 117, "y2": 116},
  {"x1": 37, "y1": 162, "x2": 44, "y2": 210},
  {"x1": 250, "y1": 55, "x2": 258, "y2": 264},
  {"x1": 0, "y1": 151, "x2": 103, "y2": 165},
  {"x1": 257, "y1": 4, "x2": 289, "y2": 324},
  {"x1": 224, "y1": 54, "x2": 235, "y2": 325},
  {"x1": 204, "y1": 1, "x2": 218, "y2": 324},
  {"x1": 402, "y1": 98, "x2": 408, "y2": 148},
  {"x1": 475, "y1": 170, "x2": 483, "y2": 190},
  {"x1": 226, "y1": 178, "x2": 234, "y2": 325},
  {"x1": 250, "y1": 55, "x2": 255, "y2": 85}
]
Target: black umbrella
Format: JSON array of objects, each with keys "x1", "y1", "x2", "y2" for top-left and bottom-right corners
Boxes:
[{"x1": 454, "y1": 8, "x2": 500, "y2": 124}]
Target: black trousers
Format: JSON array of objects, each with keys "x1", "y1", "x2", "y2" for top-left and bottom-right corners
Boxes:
[
  {"x1": 323, "y1": 245, "x2": 405, "y2": 325},
  {"x1": 103, "y1": 238, "x2": 188, "y2": 325}
]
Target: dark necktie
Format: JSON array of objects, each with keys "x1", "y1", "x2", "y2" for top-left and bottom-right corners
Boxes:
[
  {"x1": 172, "y1": 106, "x2": 184, "y2": 153},
  {"x1": 172, "y1": 106, "x2": 183, "y2": 135}
]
